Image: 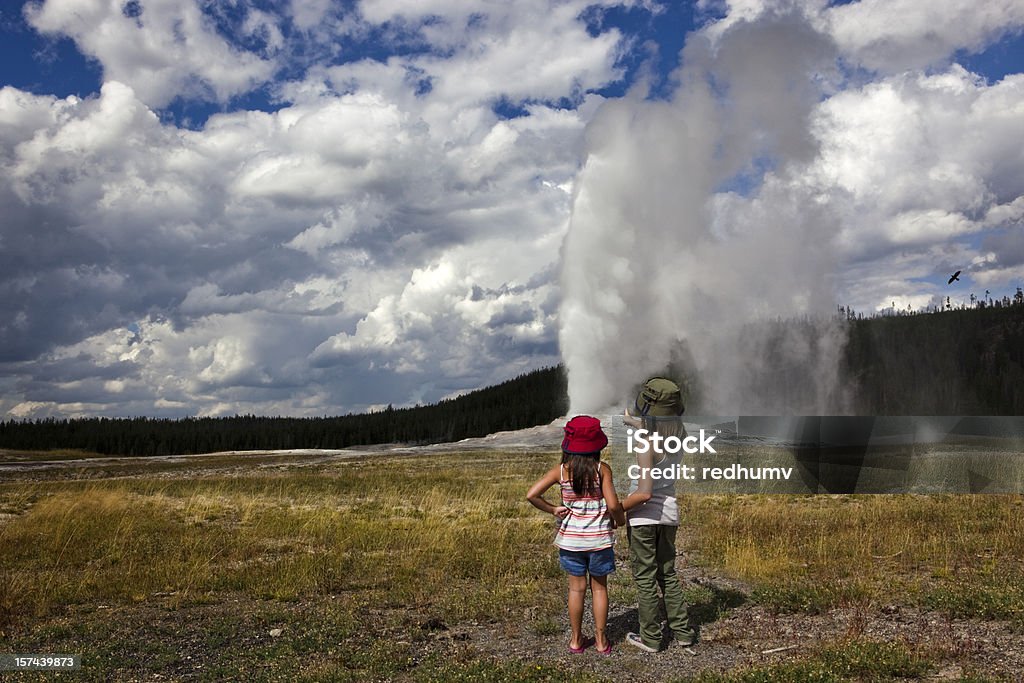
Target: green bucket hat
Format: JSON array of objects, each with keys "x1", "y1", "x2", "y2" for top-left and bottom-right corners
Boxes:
[{"x1": 634, "y1": 377, "x2": 685, "y2": 417}]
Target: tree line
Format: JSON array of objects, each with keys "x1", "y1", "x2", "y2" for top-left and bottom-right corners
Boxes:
[
  {"x1": 717, "y1": 301, "x2": 1024, "y2": 415},
  {"x1": 843, "y1": 301, "x2": 1024, "y2": 414},
  {"x1": 0, "y1": 366, "x2": 568, "y2": 456},
  {"x1": 3, "y1": 301, "x2": 1023, "y2": 456}
]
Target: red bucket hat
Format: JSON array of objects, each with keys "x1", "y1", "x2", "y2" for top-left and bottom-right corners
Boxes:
[{"x1": 561, "y1": 415, "x2": 608, "y2": 454}]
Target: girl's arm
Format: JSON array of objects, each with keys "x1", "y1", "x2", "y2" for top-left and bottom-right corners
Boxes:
[
  {"x1": 621, "y1": 408, "x2": 652, "y2": 512},
  {"x1": 526, "y1": 465, "x2": 568, "y2": 517},
  {"x1": 621, "y1": 449, "x2": 654, "y2": 511},
  {"x1": 600, "y1": 462, "x2": 626, "y2": 526}
]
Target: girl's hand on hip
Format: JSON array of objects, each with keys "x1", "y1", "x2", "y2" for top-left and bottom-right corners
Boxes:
[{"x1": 553, "y1": 506, "x2": 569, "y2": 519}]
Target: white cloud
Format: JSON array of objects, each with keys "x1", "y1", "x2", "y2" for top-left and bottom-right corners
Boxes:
[
  {"x1": 873, "y1": 293, "x2": 935, "y2": 313},
  {"x1": 290, "y1": 0, "x2": 333, "y2": 31},
  {"x1": 802, "y1": 68, "x2": 1024, "y2": 310},
  {"x1": 348, "y1": 0, "x2": 634, "y2": 110},
  {"x1": 700, "y1": 0, "x2": 1024, "y2": 72},
  {"x1": 825, "y1": 0, "x2": 1024, "y2": 72},
  {"x1": 973, "y1": 265, "x2": 1024, "y2": 287},
  {"x1": 25, "y1": 0, "x2": 276, "y2": 107},
  {"x1": 0, "y1": 87, "x2": 71, "y2": 149},
  {"x1": 813, "y1": 68, "x2": 1022, "y2": 217},
  {"x1": 703, "y1": 64, "x2": 1024, "y2": 315},
  {"x1": 310, "y1": 247, "x2": 560, "y2": 377},
  {"x1": 421, "y1": 7, "x2": 624, "y2": 107},
  {"x1": 2, "y1": 1, "x2": 623, "y2": 418},
  {"x1": 285, "y1": 203, "x2": 384, "y2": 255}
]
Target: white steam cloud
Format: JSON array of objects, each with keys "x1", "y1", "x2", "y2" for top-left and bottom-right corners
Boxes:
[{"x1": 559, "y1": 13, "x2": 848, "y2": 415}]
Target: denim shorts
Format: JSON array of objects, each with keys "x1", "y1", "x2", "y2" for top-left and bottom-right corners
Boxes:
[{"x1": 558, "y1": 546, "x2": 616, "y2": 577}]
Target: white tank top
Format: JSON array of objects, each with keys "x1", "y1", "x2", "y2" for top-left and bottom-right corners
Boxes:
[{"x1": 627, "y1": 450, "x2": 681, "y2": 526}]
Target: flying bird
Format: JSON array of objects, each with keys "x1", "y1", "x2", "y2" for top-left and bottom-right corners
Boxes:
[{"x1": 947, "y1": 270, "x2": 961, "y2": 285}]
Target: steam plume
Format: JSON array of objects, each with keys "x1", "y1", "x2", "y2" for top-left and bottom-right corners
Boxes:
[{"x1": 559, "y1": 14, "x2": 848, "y2": 415}]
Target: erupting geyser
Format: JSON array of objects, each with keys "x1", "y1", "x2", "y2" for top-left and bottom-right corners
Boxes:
[{"x1": 559, "y1": 13, "x2": 850, "y2": 416}]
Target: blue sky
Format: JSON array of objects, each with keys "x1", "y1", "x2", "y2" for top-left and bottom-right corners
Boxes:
[{"x1": 1, "y1": 1, "x2": 1023, "y2": 419}]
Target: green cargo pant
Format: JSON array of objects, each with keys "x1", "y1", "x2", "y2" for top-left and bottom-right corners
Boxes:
[{"x1": 627, "y1": 523, "x2": 696, "y2": 650}]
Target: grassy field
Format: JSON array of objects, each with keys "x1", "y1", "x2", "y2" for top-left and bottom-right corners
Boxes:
[{"x1": 1, "y1": 448, "x2": 1022, "y2": 681}]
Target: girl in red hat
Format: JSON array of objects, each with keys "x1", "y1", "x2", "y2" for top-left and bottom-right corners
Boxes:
[{"x1": 526, "y1": 415, "x2": 625, "y2": 654}]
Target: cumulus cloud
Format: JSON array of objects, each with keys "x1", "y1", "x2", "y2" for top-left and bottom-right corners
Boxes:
[
  {"x1": 825, "y1": 0, "x2": 1024, "y2": 72},
  {"x1": 1, "y1": 0, "x2": 627, "y2": 419},
  {"x1": 701, "y1": 0, "x2": 1024, "y2": 72},
  {"x1": 809, "y1": 68, "x2": 1024, "y2": 308},
  {"x1": 25, "y1": 0, "x2": 277, "y2": 107}
]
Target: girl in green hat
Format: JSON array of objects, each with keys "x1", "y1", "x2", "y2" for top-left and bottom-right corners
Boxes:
[{"x1": 621, "y1": 377, "x2": 697, "y2": 653}]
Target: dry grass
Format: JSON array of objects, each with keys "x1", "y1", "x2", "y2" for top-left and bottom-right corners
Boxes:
[
  {"x1": 2, "y1": 448, "x2": 1023, "y2": 680},
  {"x1": 680, "y1": 494, "x2": 1024, "y2": 617},
  {"x1": 0, "y1": 452, "x2": 565, "y2": 630},
  {"x1": 5, "y1": 453, "x2": 1024, "y2": 624}
]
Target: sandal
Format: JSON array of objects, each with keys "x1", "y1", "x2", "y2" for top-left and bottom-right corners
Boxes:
[{"x1": 568, "y1": 637, "x2": 592, "y2": 654}]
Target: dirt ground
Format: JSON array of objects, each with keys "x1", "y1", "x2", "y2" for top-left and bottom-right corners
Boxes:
[
  {"x1": 9, "y1": 570, "x2": 1021, "y2": 681},
  {"x1": 459, "y1": 558, "x2": 1024, "y2": 681}
]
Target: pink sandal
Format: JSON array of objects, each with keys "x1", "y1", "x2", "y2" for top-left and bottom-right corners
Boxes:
[{"x1": 568, "y1": 637, "x2": 593, "y2": 654}]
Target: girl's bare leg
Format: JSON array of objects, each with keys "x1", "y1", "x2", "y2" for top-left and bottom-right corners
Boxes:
[
  {"x1": 591, "y1": 574, "x2": 609, "y2": 650},
  {"x1": 567, "y1": 574, "x2": 588, "y2": 649}
]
